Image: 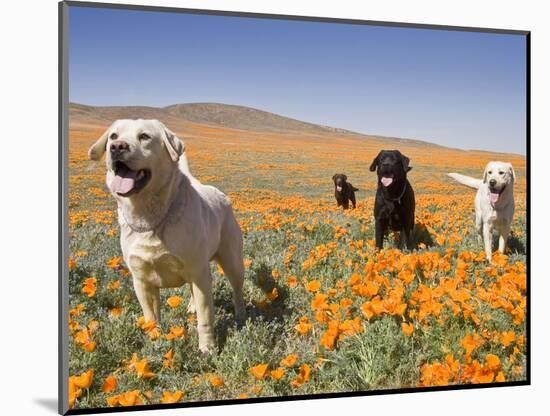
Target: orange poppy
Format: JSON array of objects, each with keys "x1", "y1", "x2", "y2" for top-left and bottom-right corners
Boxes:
[
  {"x1": 500, "y1": 331, "x2": 516, "y2": 347},
  {"x1": 287, "y1": 275, "x2": 298, "y2": 288},
  {"x1": 102, "y1": 375, "x2": 117, "y2": 393},
  {"x1": 249, "y1": 363, "x2": 269, "y2": 380},
  {"x1": 72, "y1": 369, "x2": 94, "y2": 389},
  {"x1": 160, "y1": 390, "x2": 183, "y2": 404},
  {"x1": 167, "y1": 296, "x2": 183, "y2": 308},
  {"x1": 401, "y1": 322, "x2": 414, "y2": 337},
  {"x1": 280, "y1": 354, "x2": 299, "y2": 367},
  {"x1": 165, "y1": 327, "x2": 186, "y2": 341},
  {"x1": 485, "y1": 354, "x2": 501, "y2": 371},
  {"x1": 306, "y1": 280, "x2": 321, "y2": 293},
  {"x1": 291, "y1": 364, "x2": 311, "y2": 387},
  {"x1": 270, "y1": 367, "x2": 285, "y2": 380},
  {"x1": 210, "y1": 376, "x2": 224, "y2": 387},
  {"x1": 163, "y1": 349, "x2": 174, "y2": 369},
  {"x1": 294, "y1": 317, "x2": 313, "y2": 335}
]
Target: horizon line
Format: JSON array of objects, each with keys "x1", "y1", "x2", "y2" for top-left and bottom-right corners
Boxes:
[{"x1": 68, "y1": 101, "x2": 526, "y2": 157}]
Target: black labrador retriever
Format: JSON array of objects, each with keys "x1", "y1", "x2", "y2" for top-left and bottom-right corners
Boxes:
[
  {"x1": 332, "y1": 174, "x2": 359, "y2": 209},
  {"x1": 369, "y1": 150, "x2": 415, "y2": 250}
]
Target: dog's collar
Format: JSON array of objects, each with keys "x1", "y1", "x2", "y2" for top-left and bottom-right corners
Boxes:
[
  {"x1": 383, "y1": 181, "x2": 407, "y2": 204},
  {"x1": 121, "y1": 196, "x2": 176, "y2": 234}
]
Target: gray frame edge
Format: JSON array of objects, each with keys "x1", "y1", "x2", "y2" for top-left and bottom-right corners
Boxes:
[
  {"x1": 63, "y1": 0, "x2": 529, "y2": 35},
  {"x1": 59, "y1": 1, "x2": 70, "y2": 414}
]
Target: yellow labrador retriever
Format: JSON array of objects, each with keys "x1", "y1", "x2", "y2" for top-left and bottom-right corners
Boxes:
[
  {"x1": 89, "y1": 119, "x2": 246, "y2": 353},
  {"x1": 448, "y1": 161, "x2": 516, "y2": 262}
]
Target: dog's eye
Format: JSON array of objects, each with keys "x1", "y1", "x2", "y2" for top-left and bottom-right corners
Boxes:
[
  {"x1": 499, "y1": 171, "x2": 504, "y2": 175},
  {"x1": 488, "y1": 171, "x2": 493, "y2": 174},
  {"x1": 110, "y1": 133, "x2": 118, "y2": 140},
  {"x1": 139, "y1": 133, "x2": 151, "y2": 141}
]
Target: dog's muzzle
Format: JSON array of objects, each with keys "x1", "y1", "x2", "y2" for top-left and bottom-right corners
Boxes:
[
  {"x1": 109, "y1": 161, "x2": 151, "y2": 197},
  {"x1": 489, "y1": 184, "x2": 505, "y2": 205}
]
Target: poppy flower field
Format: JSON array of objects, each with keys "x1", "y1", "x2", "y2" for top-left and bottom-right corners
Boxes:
[{"x1": 67, "y1": 119, "x2": 527, "y2": 410}]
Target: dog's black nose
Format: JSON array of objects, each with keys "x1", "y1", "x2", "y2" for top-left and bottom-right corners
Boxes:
[
  {"x1": 110, "y1": 140, "x2": 130, "y2": 156},
  {"x1": 489, "y1": 179, "x2": 497, "y2": 187}
]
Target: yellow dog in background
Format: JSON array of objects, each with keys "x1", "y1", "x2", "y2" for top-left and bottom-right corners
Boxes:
[{"x1": 448, "y1": 161, "x2": 516, "y2": 262}]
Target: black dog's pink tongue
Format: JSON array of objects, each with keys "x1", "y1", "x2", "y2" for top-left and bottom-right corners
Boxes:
[
  {"x1": 110, "y1": 165, "x2": 137, "y2": 194},
  {"x1": 490, "y1": 192, "x2": 500, "y2": 204},
  {"x1": 381, "y1": 177, "x2": 393, "y2": 187}
]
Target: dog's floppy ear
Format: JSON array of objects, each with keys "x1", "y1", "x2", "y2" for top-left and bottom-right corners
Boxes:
[
  {"x1": 88, "y1": 125, "x2": 111, "y2": 161},
  {"x1": 483, "y1": 164, "x2": 490, "y2": 183},
  {"x1": 369, "y1": 151, "x2": 382, "y2": 172},
  {"x1": 399, "y1": 152, "x2": 412, "y2": 172},
  {"x1": 332, "y1": 174, "x2": 338, "y2": 182},
  {"x1": 342, "y1": 174, "x2": 348, "y2": 181},
  {"x1": 508, "y1": 163, "x2": 516, "y2": 182},
  {"x1": 160, "y1": 123, "x2": 185, "y2": 162}
]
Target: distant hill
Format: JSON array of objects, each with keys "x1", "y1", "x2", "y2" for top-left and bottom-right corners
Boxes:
[
  {"x1": 68, "y1": 102, "x2": 522, "y2": 157},
  {"x1": 69, "y1": 102, "x2": 358, "y2": 136}
]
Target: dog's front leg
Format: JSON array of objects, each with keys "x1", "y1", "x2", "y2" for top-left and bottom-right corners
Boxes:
[
  {"x1": 399, "y1": 228, "x2": 408, "y2": 250},
  {"x1": 133, "y1": 278, "x2": 161, "y2": 323},
  {"x1": 498, "y1": 223, "x2": 511, "y2": 254},
  {"x1": 375, "y1": 219, "x2": 386, "y2": 250},
  {"x1": 187, "y1": 284, "x2": 196, "y2": 314},
  {"x1": 475, "y1": 212, "x2": 483, "y2": 243},
  {"x1": 483, "y1": 223, "x2": 493, "y2": 262},
  {"x1": 400, "y1": 227, "x2": 414, "y2": 251},
  {"x1": 191, "y1": 269, "x2": 216, "y2": 353}
]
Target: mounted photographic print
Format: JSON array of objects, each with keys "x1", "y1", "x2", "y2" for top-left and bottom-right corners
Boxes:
[{"x1": 59, "y1": 1, "x2": 530, "y2": 414}]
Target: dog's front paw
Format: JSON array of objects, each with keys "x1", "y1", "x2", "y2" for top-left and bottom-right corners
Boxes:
[
  {"x1": 235, "y1": 309, "x2": 247, "y2": 325},
  {"x1": 199, "y1": 345, "x2": 213, "y2": 355},
  {"x1": 186, "y1": 300, "x2": 196, "y2": 314},
  {"x1": 199, "y1": 334, "x2": 216, "y2": 355}
]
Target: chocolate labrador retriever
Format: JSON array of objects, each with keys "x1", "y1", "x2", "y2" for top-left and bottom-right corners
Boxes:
[
  {"x1": 332, "y1": 174, "x2": 359, "y2": 209},
  {"x1": 369, "y1": 150, "x2": 415, "y2": 250}
]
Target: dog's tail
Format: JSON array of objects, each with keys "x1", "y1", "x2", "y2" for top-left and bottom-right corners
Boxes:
[
  {"x1": 178, "y1": 152, "x2": 200, "y2": 184},
  {"x1": 352, "y1": 186, "x2": 359, "y2": 192},
  {"x1": 448, "y1": 173, "x2": 482, "y2": 189}
]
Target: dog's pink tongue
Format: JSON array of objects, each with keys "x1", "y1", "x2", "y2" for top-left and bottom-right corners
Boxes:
[
  {"x1": 336, "y1": 186, "x2": 342, "y2": 192},
  {"x1": 110, "y1": 166, "x2": 137, "y2": 194},
  {"x1": 381, "y1": 177, "x2": 393, "y2": 187},
  {"x1": 490, "y1": 192, "x2": 500, "y2": 204}
]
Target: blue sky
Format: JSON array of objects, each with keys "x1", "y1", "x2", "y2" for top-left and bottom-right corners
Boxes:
[{"x1": 69, "y1": 6, "x2": 527, "y2": 154}]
